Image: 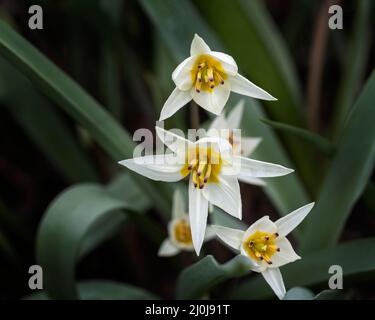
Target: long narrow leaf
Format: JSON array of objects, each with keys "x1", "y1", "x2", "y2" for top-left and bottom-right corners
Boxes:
[
  {"x1": 332, "y1": 0, "x2": 372, "y2": 137},
  {"x1": 301, "y1": 70, "x2": 375, "y2": 252},
  {"x1": 176, "y1": 255, "x2": 252, "y2": 299},
  {"x1": 0, "y1": 57, "x2": 98, "y2": 183},
  {"x1": 261, "y1": 118, "x2": 334, "y2": 155},
  {"x1": 36, "y1": 184, "x2": 137, "y2": 299},
  {"x1": 0, "y1": 19, "x2": 171, "y2": 214}
]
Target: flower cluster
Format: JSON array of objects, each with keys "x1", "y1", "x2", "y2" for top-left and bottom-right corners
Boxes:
[{"x1": 119, "y1": 34, "x2": 314, "y2": 299}]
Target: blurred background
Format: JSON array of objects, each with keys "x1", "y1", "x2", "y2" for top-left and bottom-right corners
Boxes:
[{"x1": 0, "y1": 0, "x2": 374, "y2": 300}]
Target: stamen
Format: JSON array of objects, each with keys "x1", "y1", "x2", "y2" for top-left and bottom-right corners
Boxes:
[
  {"x1": 207, "y1": 68, "x2": 214, "y2": 81},
  {"x1": 188, "y1": 158, "x2": 198, "y2": 170},
  {"x1": 216, "y1": 72, "x2": 225, "y2": 85},
  {"x1": 197, "y1": 162, "x2": 207, "y2": 176},
  {"x1": 210, "y1": 84, "x2": 215, "y2": 89},
  {"x1": 192, "y1": 171, "x2": 198, "y2": 188},
  {"x1": 277, "y1": 248, "x2": 280, "y2": 252},
  {"x1": 264, "y1": 236, "x2": 270, "y2": 241},
  {"x1": 195, "y1": 79, "x2": 201, "y2": 93},
  {"x1": 274, "y1": 232, "x2": 279, "y2": 238},
  {"x1": 197, "y1": 71, "x2": 202, "y2": 82},
  {"x1": 198, "y1": 62, "x2": 205, "y2": 69},
  {"x1": 203, "y1": 164, "x2": 212, "y2": 183}
]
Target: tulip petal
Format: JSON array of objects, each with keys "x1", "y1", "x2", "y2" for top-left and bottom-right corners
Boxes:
[
  {"x1": 208, "y1": 51, "x2": 238, "y2": 75},
  {"x1": 243, "y1": 216, "x2": 277, "y2": 239},
  {"x1": 207, "y1": 114, "x2": 228, "y2": 132},
  {"x1": 212, "y1": 225, "x2": 244, "y2": 250},
  {"x1": 156, "y1": 127, "x2": 194, "y2": 158},
  {"x1": 261, "y1": 268, "x2": 286, "y2": 300},
  {"x1": 270, "y1": 238, "x2": 301, "y2": 268},
  {"x1": 172, "y1": 56, "x2": 195, "y2": 90},
  {"x1": 118, "y1": 154, "x2": 184, "y2": 182},
  {"x1": 190, "y1": 34, "x2": 211, "y2": 56},
  {"x1": 238, "y1": 176, "x2": 266, "y2": 186},
  {"x1": 275, "y1": 202, "x2": 315, "y2": 237},
  {"x1": 230, "y1": 73, "x2": 277, "y2": 101},
  {"x1": 239, "y1": 137, "x2": 262, "y2": 157},
  {"x1": 172, "y1": 189, "x2": 186, "y2": 219},
  {"x1": 226, "y1": 99, "x2": 245, "y2": 129},
  {"x1": 204, "y1": 225, "x2": 216, "y2": 241},
  {"x1": 189, "y1": 176, "x2": 209, "y2": 255},
  {"x1": 236, "y1": 156, "x2": 294, "y2": 178},
  {"x1": 203, "y1": 175, "x2": 242, "y2": 219},
  {"x1": 191, "y1": 81, "x2": 230, "y2": 115},
  {"x1": 159, "y1": 87, "x2": 192, "y2": 121},
  {"x1": 158, "y1": 239, "x2": 180, "y2": 257}
]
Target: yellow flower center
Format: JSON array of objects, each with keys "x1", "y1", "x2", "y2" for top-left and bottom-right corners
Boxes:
[
  {"x1": 242, "y1": 230, "x2": 280, "y2": 265},
  {"x1": 191, "y1": 54, "x2": 227, "y2": 93},
  {"x1": 180, "y1": 146, "x2": 223, "y2": 189},
  {"x1": 174, "y1": 219, "x2": 193, "y2": 245}
]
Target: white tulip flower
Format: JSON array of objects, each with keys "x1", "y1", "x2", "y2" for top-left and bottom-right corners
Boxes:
[
  {"x1": 207, "y1": 99, "x2": 265, "y2": 186},
  {"x1": 159, "y1": 34, "x2": 276, "y2": 121},
  {"x1": 158, "y1": 190, "x2": 215, "y2": 257},
  {"x1": 119, "y1": 127, "x2": 293, "y2": 255},
  {"x1": 212, "y1": 203, "x2": 314, "y2": 299}
]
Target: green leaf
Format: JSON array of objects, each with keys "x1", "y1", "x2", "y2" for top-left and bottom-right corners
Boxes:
[
  {"x1": 176, "y1": 255, "x2": 252, "y2": 299},
  {"x1": 0, "y1": 19, "x2": 171, "y2": 214},
  {"x1": 232, "y1": 237, "x2": 375, "y2": 299},
  {"x1": 261, "y1": 118, "x2": 334, "y2": 156},
  {"x1": 0, "y1": 57, "x2": 99, "y2": 183},
  {"x1": 332, "y1": 0, "x2": 372, "y2": 137},
  {"x1": 283, "y1": 287, "x2": 314, "y2": 300},
  {"x1": 300, "y1": 70, "x2": 375, "y2": 252},
  {"x1": 25, "y1": 280, "x2": 158, "y2": 300},
  {"x1": 36, "y1": 184, "x2": 137, "y2": 299}
]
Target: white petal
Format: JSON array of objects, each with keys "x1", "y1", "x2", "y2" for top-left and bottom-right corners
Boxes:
[
  {"x1": 172, "y1": 56, "x2": 195, "y2": 90},
  {"x1": 238, "y1": 176, "x2": 266, "y2": 186},
  {"x1": 118, "y1": 155, "x2": 184, "y2": 182},
  {"x1": 230, "y1": 74, "x2": 277, "y2": 101},
  {"x1": 270, "y1": 238, "x2": 301, "y2": 268},
  {"x1": 236, "y1": 156, "x2": 294, "y2": 178},
  {"x1": 172, "y1": 189, "x2": 186, "y2": 219},
  {"x1": 156, "y1": 127, "x2": 194, "y2": 158},
  {"x1": 204, "y1": 225, "x2": 216, "y2": 241},
  {"x1": 159, "y1": 87, "x2": 192, "y2": 121},
  {"x1": 207, "y1": 114, "x2": 228, "y2": 132},
  {"x1": 226, "y1": 99, "x2": 245, "y2": 129},
  {"x1": 243, "y1": 216, "x2": 277, "y2": 240},
  {"x1": 189, "y1": 176, "x2": 209, "y2": 255},
  {"x1": 239, "y1": 137, "x2": 262, "y2": 157},
  {"x1": 191, "y1": 81, "x2": 230, "y2": 115},
  {"x1": 203, "y1": 175, "x2": 242, "y2": 219},
  {"x1": 275, "y1": 203, "x2": 315, "y2": 237},
  {"x1": 261, "y1": 268, "x2": 286, "y2": 300},
  {"x1": 195, "y1": 136, "x2": 233, "y2": 155},
  {"x1": 208, "y1": 51, "x2": 238, "y2": 75},
  {"x1": 190, "y1": 34, "x2": 211, "y2": 56},
  {"x1": 158, "y1": 239, "x2": 180, "y2": 257},
  {"x1": 212, "y1": 225, "x2": 244, "y2": 250}
]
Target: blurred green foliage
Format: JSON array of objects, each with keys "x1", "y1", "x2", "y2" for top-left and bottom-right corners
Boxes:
[{"x1": 0, "y1": 0, "x2": 373, "y2": 300}]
